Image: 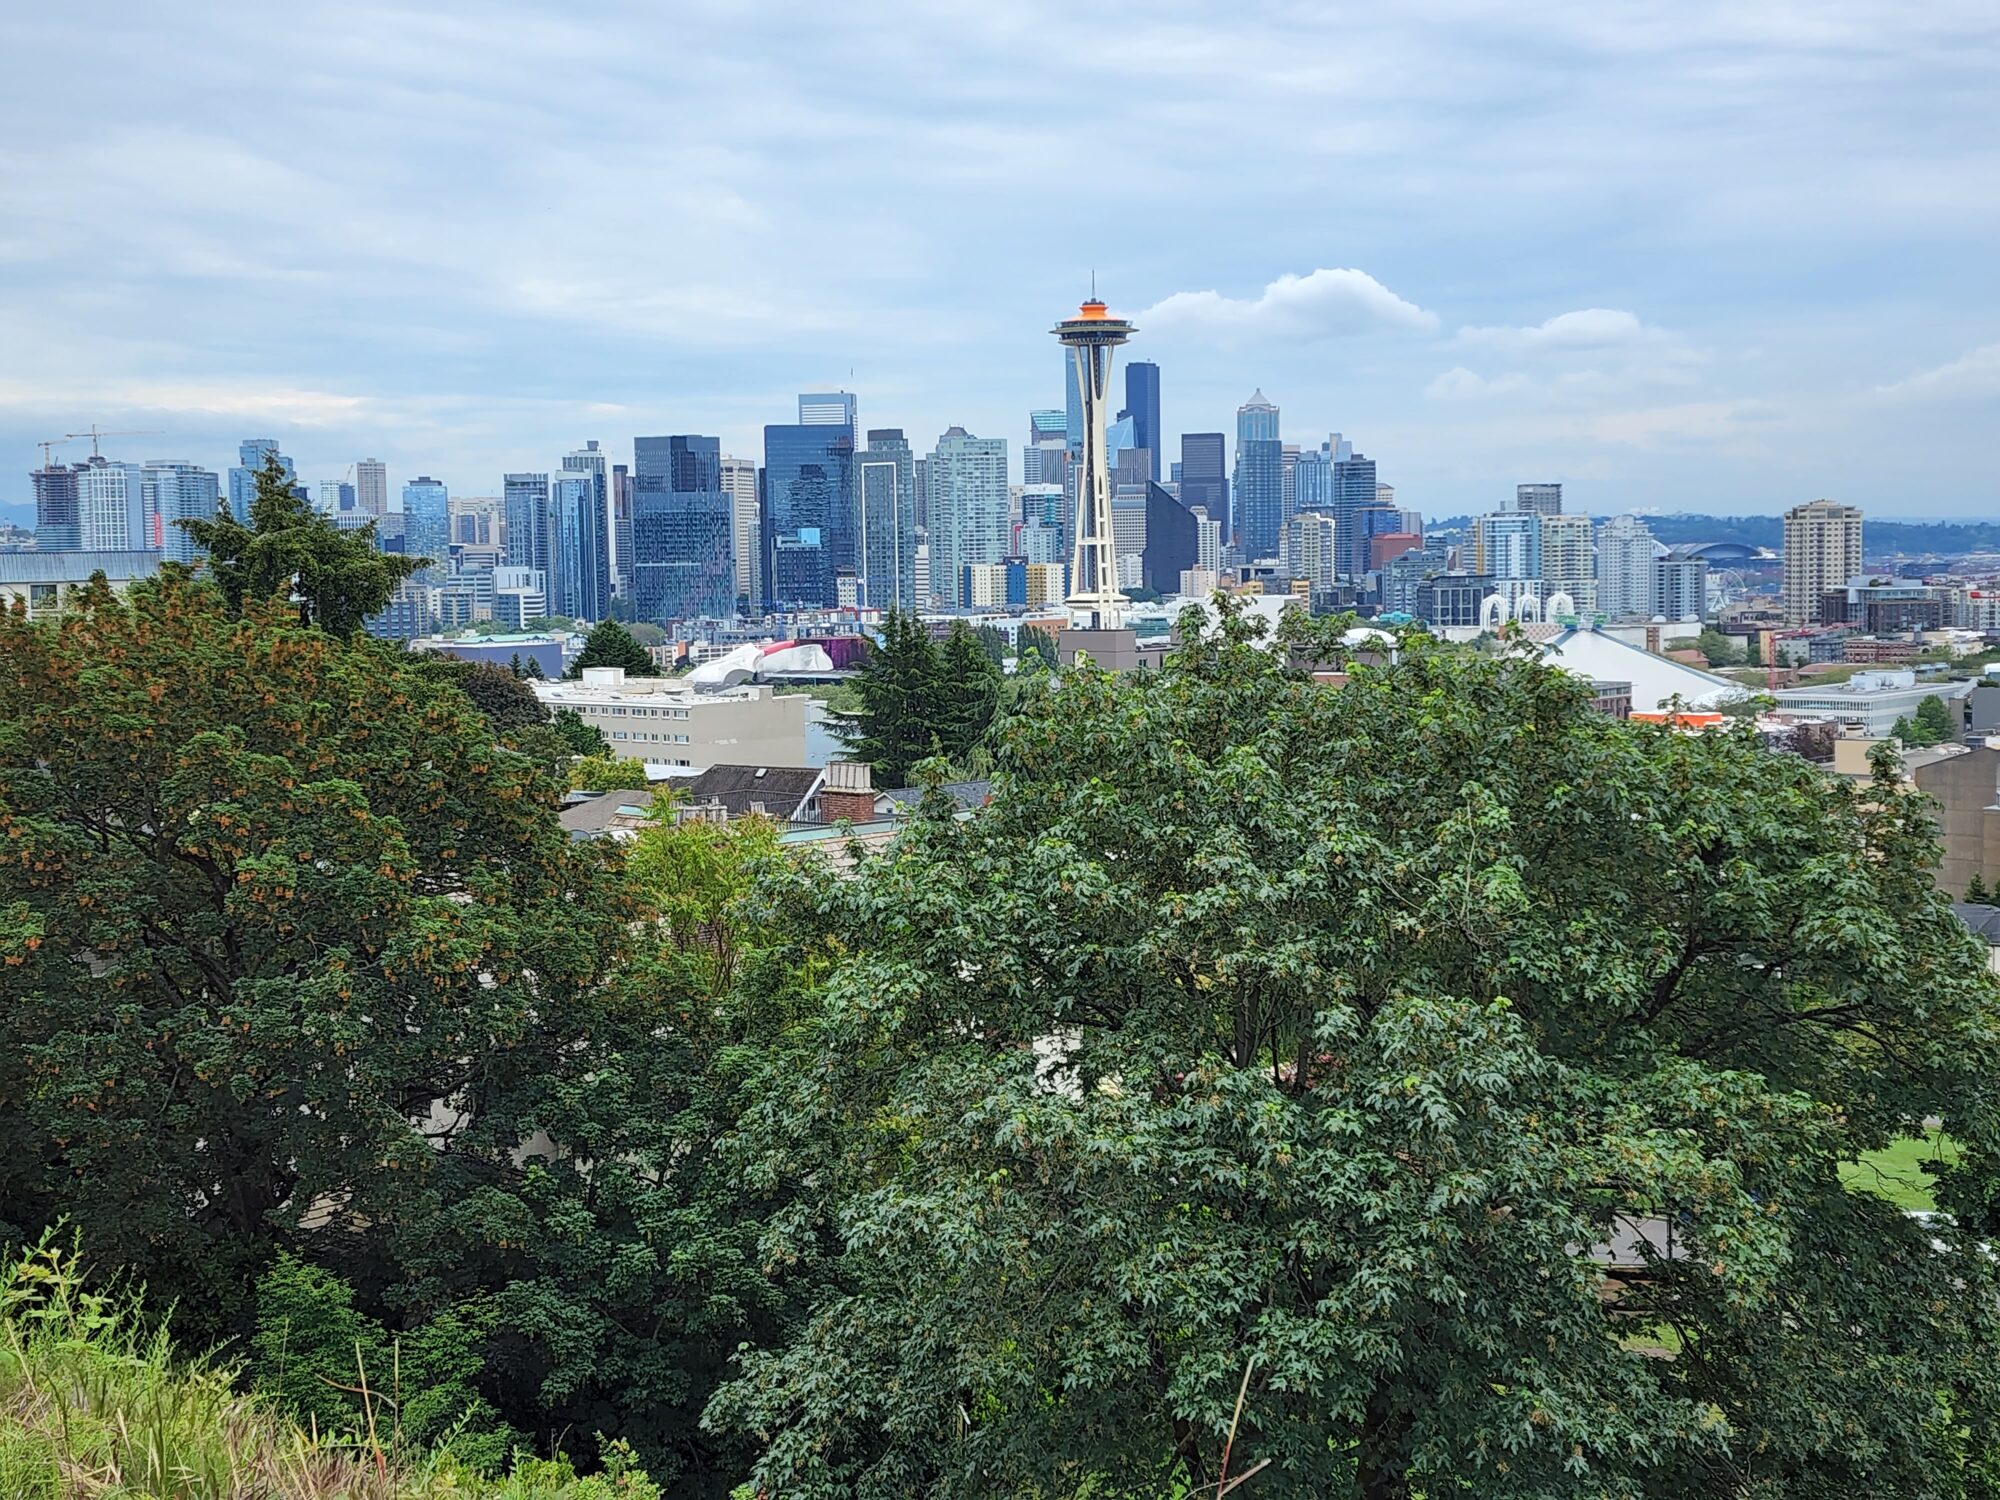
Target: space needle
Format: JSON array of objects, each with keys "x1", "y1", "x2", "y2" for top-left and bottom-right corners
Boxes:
[{"x1": 1052, "y1": 291, "x2": 1136, "y2": 630}]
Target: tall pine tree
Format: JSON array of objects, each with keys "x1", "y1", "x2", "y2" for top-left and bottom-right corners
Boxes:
[
  {"x1": 833, "y1": 609, "x2": 945, "y2": 786},
  {"x1": 180, "y1": 452, "x2": 419, "y2": 635}
]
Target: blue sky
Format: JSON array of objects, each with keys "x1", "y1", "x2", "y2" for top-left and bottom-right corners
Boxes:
[{"x1": 3, "y1": 1, "x2": 1996, "y2": 518}]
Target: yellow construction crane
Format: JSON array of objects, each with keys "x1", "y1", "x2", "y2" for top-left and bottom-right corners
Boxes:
[
  {"x1": 34, "y1": 437, "x2": 78, "y2": 468},
  {"x1": 63, "y1": 425, "x2": 162, "y2": 458}
]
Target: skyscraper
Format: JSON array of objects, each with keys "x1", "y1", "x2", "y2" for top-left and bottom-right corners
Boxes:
[
  {"x1": 355, "y1": 459, "x2": 388, "y2": 516},
  {"x1": 762, "y1": 418, "x2": 857, "y2": 608},
  {"x1": 401, "y1": 477, "x2": 450, "y2": 581},
  {"x1": 928, "y1": 426, "x2": 1010, "y2": 610},
  {"x1": 856, "y1": 429, "x2": 918, "y2": 611},
  {"x1": 1330, "y1": 451, "x2": 1379, "y2": 576},
  {"x1": 1123, "y1": 362, "x2": 1161, "y2": 482},
  {"x1": 1282, "y1": 511, "x2": 1340, "y2": 590},
  {"x1": 1053, "y1": 296, "x2": 1136, "y2": 627},
  {"x1": 1656, "y1": 556, "x2": 1710, "y2": 623},
  {"x1": 31, "y1": 462, "x2": 80, "y2": 551},
  {"x1": 1179, "y1": 434, "x2": 1227, "y2": 543},
  {"x1": 1514, "y1": 483, "x2": 1563, "y2": 517},
  {"x1": 76, "y1": 460, "x2": 147, "y2": 551},
  {"x1": 1233, "y1": 391, "x2": 1282, "y2": 561},
  {"x1": 229, "y1": 440, "x2": 293, "y2": 523},
  {"x1": 629, "y1": 435, "x2": 733, "y2": 625},
  {"x1": 1479, "y1": 512, "x2": 1543, "y2": 616},
  {"x1": 1142, "y1": 482, "x2": 1196, "y2": 594},
  {"x1": 720, "y1": 456, "x2": 759, "y2": 606},
  {"x1": 503, "y1": 474, "x2": 551, "y2": 573},
  {"x1": 148, "y1": 461, "x2": 221, "y2": 564},
  {"x1": 1783, "y1": 499, "x2": 1864, "y2": 624},
  {"x1": 1024, "y1": 409, "x2": 1069, "y2": 488},
  {"x1": 550, "y1": 469, "x2": 610, "y2": 621},
  {"x1": 1293, "y1": 442, "x2": 1332, "y2": 513},
  {"x1": 562, "y1": 442, "x2": 613, "y2": 606},
  {"x1": 1595, "y1": 514, "x2": 1659, "y2": 621},
  {"x1": 611, "y1": 464, "x2": 633, "y2": 595},
  {"x1": 1538, "y1": 513, "x2": 1596, "y2": 617}
]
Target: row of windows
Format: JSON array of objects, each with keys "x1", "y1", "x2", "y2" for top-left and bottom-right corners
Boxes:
[
  {"x1": 582, "y1": 705, "x2": 691, "y2": 718},
  {"x1": 611, "y1": 731, "x2": 692, "y2": 743}
]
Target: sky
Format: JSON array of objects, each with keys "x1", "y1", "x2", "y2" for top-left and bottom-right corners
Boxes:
[{"x1": 2, "y1": 0, "x2": 1997, "y2": 519}]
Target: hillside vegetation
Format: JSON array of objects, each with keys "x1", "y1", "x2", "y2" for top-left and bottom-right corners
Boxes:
[{"x1": 0, "y1": 1237, "x2": 665, "y2": 1499}]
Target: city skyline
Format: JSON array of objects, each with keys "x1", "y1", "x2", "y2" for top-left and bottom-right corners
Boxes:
[{"x1": 3, "y1": 3, "x2": 1997, "y2": 518}]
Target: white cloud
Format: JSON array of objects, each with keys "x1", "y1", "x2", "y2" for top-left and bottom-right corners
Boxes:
[
  {"x1": 1139, "y1": 268, "x2": 1438, "y2": 343},
  {"x1": 1875, "y1": 344, "x2": 2000, "y2": 400},
  {"x1": 1425, "y1": 367, "x2": 1530, "y2": 400},
  {"x1": 1457, "y1": 308, "x2": 1670, "y2": 353}
]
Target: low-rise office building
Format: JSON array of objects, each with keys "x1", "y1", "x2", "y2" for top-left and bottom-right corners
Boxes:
[
  {"x1": 1771, "y1": 670, "x2": 1971, "y2": 739},
  {"x1": 0, "y1": 550, "x2": 161, "y2": 618},
  {"x1": 531, "y1": 666, "x2": 807, "y2": 767}
]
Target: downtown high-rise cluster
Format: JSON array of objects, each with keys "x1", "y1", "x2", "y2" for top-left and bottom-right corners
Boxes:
[{"x1": 17, "y1": 305, "x2": 1875, "y2": 643}]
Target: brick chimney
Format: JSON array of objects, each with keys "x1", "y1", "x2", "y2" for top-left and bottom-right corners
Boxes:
[{"x1": 821, "y1": 760, "x2": 877, "y2": 824}]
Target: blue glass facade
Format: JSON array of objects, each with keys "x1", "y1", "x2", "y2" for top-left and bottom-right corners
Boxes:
[
  {"x1": 1234, "y1": 392, "x2": 1282, "y2": 561},
  {"x1": 1330, "y1": 454, "x2": 1379, "y2": 575},
  {"x1": 629, "y1": 470, "x2": 734, "y2": 625},
  {"x1": 761, "y1": 422, "x2": 855, "y2": 607},
  {"x1": 1124, "y1": 361, "x2": 1161, "y2": 480},
  {"x1": 151, "y1": 462, "x2": 221, "y2": 564},
  {"x1": 401, "y1": 477, "x2": 450, "y2": 582},
  {"x1": 856, "y1": 429, "x2": 917, "y2": 611},
  {"x1": 1178, "y1": 433, "x2": 1227, "y2": 544},
  {"x1": 503, "y1": 473, "x2": 550, "y2": 572},
  {"x1": 550, "y1": 471, "x2": 611, "y2": 620}
]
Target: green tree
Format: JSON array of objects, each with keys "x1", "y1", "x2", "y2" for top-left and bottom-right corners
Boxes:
[
  {"x1": 1915, "y1": 692, "x2": 1956, "y2": 746},
  {"x1": 1016, "y1": 624, "x2": 1061, "y2": 672},
  {"x1": 552, "y1": 708, "x2": 608, "y2": 758},
  {"x1": 0, "y1": 575, "x2": 624, "y2": 1339},
  {"x1": 570, "y1": 755, "x2": 652, "y2": 792},
  {"x1": 934, "y1": 620, "x2": 1002, "y2": 764},
  {"x1": 568, "y1": 619, "x2": 656, "y2": 678},
  {"x1": 711, "y1": 604, "x2": 2000, "y2": 1498},
  {"x1": 832, "y1": 609, "x2": 945, "y2": 787},
  {"x1": 971, "y1": 623, "x2": 1011, "y2": 666},
  {"x1": 1890, "y1": 714, "x2": 1918, "y2": 746},
  {"x1": 180, "y1": 452, "x2": 421, "y2": 635},
  {"x1": 251, "y1": 1253, "x2": 519, "y2": 1471},
  {"x1": 625, "y1": 621, "x2": 670, "y2": 648},
  {"x1": 408, "y1": 653, "x2": 551, "y2": 736},
  {"x1": 1968, "y1": 872, "x2": 1990, "y2": 905},
  {"x1": 524, "y1": 654, "x2": 548, "y2": 680},
  {"x1": 1695, "y1": 627, "x2": 1739, "y2": 667},
  {"x1": 388, "y1": 813, "x2": 811, "y2": 1493}
]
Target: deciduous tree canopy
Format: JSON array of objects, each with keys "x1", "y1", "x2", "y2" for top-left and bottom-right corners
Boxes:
[
  {"x1": 715, "y1": 604, "x2": 2000, "y2": 1498},
  {"x1": 0, "y1": 576, "x2": 621, "y2": 1336}
]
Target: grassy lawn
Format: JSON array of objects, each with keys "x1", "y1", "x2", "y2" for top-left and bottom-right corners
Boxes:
[{"x1": 1839, "y1": 1129, "x2": 1959, "y2": 1210}]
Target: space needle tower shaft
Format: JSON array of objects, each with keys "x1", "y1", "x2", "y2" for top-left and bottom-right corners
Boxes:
[{"x1": 1052, "y1": 295, "x2": 1136, "y2": 630}]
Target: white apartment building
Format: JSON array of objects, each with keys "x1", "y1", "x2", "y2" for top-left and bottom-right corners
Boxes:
[{"x1": 532, "y1": 667, "x2": 808, "y2": 767}]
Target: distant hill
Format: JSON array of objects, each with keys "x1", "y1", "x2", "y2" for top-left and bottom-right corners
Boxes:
[{"x1": 1432, "y1": 513, "x2": 2000, "y2": 559}]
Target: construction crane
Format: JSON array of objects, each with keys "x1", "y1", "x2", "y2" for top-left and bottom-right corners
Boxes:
[
  {"x1": 34, "y1": 437, "x2": 78, "y2": 468},
  {"x1": 63, "y1": 425, "x2": 162, "y2": 458}
]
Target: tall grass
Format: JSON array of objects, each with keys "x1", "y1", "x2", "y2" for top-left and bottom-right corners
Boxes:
[{"x1": 0, "y1": 1234, "x2": 659, "y2": 1499}]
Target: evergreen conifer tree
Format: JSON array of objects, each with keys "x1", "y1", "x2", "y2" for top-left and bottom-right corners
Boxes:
[
  {"x1": 179, "y1": 453, "x2": 420, "y2": 634},
  {"x1": 833, "y1": 608, "x2": 945, "y2": 787},
  {"x1": 566, "y1": 619, "x2": 654, "y2": 678}
]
